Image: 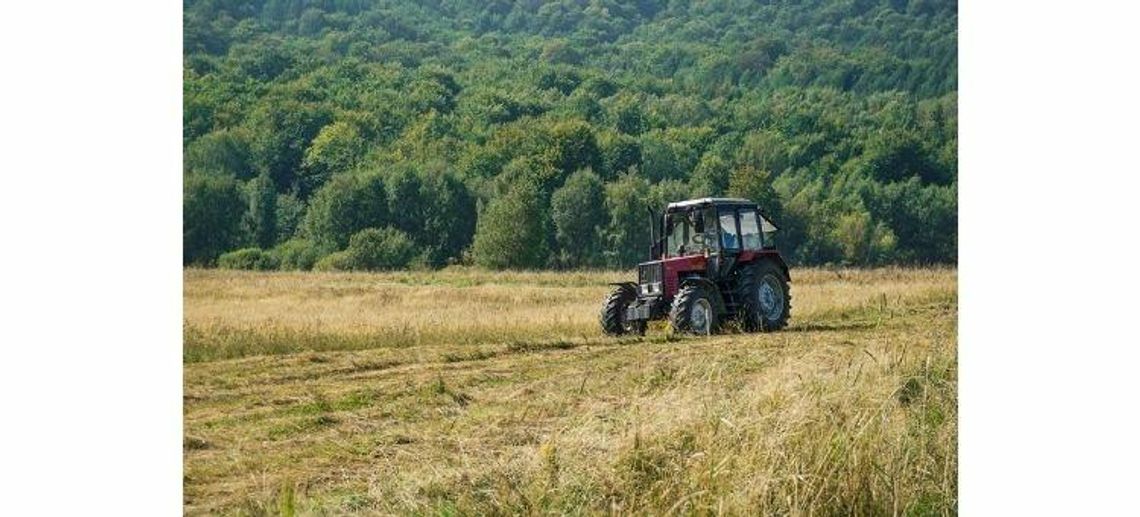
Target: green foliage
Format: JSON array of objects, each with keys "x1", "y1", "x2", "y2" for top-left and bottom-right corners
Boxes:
[
  {"x1": 275, "y1": 192, "x2": 306, "y2": 242},
  {"x1": 862, "y1": 178, "x2": 957, "y2": 263},
  {"x1": 728, "y1": 166, "x2": 783, "y2": 222},
  {"x1": 313, "y1": 251, "x2": 353, "y2": 272},
  {"x1": 245, "y1": 172, "x2": 277, "y2": 249},
  {"x1": 184, "y1": 128, "x2": 253, "y2": 179},
  {"x1": 377, "y1": 165, "x2": 477, "y2": 267},
  {"x1": 270, "y1": 238, "x2": 322, "y2": 271},
  {"x1": 247, "y1": 99, "x2": 333, "y2": 195},
  {"x1": 218, "y1": 248, "x2": 280, "y2": 271},
  {"x1": 597, "y1": 131, "x2": 642, "y2": 180},
  {"x1": 301, "y1": 120, "x2": 368, "y2": 193},
  {"x1": 551, "y1": 169, "x2": 607, "y2": 268},
  {"x1": 302, "y1": 173, "x2": 388, "y2": 252},
  {"x1": 830, "y1": 211, "x2": 898, "y2": 265},
  {"x1": 648, "y1": 180, "x2": 692, "y2": 212},
  {"x1": 609, "y1": 95, "x2": 647, "y2": 136},
  {"x1": 603, "y1": 174, "x2": 652, "y2": 268},
  {"x1": 344, "y1": 227, "x2": 416, "y2": 271},
  {"x1": 184, "y1": 175, "x2": 246, "y2": 266},
  {"x1": 416, "y1": 169, "x2": 478, "y2": 267},
  {"x1": 690, "y1": 154, "x2": 730, "y2": 198},
  {"x1": 472, "y1": 183, "x2": 550, "y2": 270},
  {"x1": 543, "y1": 119, "x2": 602, "y2": 178},
  {"x1": 184, "y1": 0, "x2": 957, "y2": 268}
]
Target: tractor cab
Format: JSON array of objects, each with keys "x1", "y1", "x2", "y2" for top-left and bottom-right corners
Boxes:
[
  {"x1": 658, "y1": 198, "x2": 778, "y2": 259},
  {"x1": 601, "y1": 197, "x2": 790, "y2": 336}
]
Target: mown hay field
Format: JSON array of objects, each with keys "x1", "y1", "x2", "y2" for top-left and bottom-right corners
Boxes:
[{"x1": 184, "y1": 267, "x2": 957, "y2": 515}]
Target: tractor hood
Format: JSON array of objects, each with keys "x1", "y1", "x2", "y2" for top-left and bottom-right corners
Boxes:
[{"x1": 638, "y1": 254, "x2": 708, "y2": 298}]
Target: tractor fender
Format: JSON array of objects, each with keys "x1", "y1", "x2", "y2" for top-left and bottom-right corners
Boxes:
[
  {"x1": 678, "y1": 276, "x2": 727, "y2": 315},
  {"x1": 608, "y1": 281, "x2": 638, "y2": 290},
  {"x1": 754, "y1": 253, "x2": 791, "y2": 281}
]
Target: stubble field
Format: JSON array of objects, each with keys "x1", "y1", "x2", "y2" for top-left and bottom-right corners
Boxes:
[{"x1": 184, "y1": 267, "x2": 957, "y2": 515}]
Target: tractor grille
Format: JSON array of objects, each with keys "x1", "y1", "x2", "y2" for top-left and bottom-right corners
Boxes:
[{"x1": 638, "y1": 262, "x2": 664, "y2": 296}]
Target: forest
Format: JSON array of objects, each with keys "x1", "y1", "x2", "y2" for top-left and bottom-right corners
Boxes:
[{"x1": 183, "y1": 0, "x2": 957, "y2": 270}]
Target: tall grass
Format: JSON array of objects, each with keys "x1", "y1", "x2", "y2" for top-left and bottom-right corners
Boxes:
[
  {"x1": 183, "y1": 267, "x2": 956, "y2": 515},
  {"x1": 184, "y1": 266, "x2": 954, "y2": 361}
]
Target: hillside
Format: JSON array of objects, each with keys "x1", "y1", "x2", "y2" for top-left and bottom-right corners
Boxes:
[{"x1": 183, "y1": 0, "x2": 958, "y2": 269}]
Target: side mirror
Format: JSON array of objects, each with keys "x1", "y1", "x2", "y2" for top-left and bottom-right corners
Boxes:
[{"x1": 651, "y1": 242, "x2": 662, "y2": 260}]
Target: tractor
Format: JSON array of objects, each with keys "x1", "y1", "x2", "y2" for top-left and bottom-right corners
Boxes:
[{"x1": 600, "y1": 197, "x2": 791, "y2": 336}]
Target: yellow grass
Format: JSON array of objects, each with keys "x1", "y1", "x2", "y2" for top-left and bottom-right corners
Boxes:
[{"x1": 184, "y1": 267, "x2": 957, "y2": 515}]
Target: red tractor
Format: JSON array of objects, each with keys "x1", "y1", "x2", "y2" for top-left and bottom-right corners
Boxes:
[{"x1": 600, "y1": 197, "x2": 791, "y2": 335}]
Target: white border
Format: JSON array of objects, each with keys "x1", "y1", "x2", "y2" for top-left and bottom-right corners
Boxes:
[{"x1": 0, "y1": 0, "x2": 183, "y2": 513}]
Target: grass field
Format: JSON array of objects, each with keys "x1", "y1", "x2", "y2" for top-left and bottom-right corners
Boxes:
[{"x1": 184, "y1": 267, "x2": 957, "y2": 515}]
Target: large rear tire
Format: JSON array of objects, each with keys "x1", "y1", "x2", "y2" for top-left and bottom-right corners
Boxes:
[
  {"x1": 737, "y1": 261, "x2": 791, "y2": 332},
  {"x1": 669, "y1": 283, "x2": 718, "y2": 335},
  {"x1": 600, "y1": 284, "x2": 646, "y2": 336}
]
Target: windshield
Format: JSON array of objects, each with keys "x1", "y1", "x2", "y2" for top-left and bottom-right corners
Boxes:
[
  {"x1": 665, "y1": 208, "x2": 716, "y2": 257},
  {"x1": 759, "y1": 213, "x2": 778, "y2": 247},
  {"x1": 739, "y1": 209, "x2": 761, "y2": 250}
]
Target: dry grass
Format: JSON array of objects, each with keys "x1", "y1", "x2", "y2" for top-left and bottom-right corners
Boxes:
[{"x1": 184, "y1": 267, "x2": 956, "y2": 515}]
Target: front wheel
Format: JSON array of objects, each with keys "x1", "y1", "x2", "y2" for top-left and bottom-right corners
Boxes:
[
  {"x1": 669, "y1": 284, "x2": 718, "y2": 335},
  {"x1": 600, "y1": 284, "x2": 646, "y2": 336}
]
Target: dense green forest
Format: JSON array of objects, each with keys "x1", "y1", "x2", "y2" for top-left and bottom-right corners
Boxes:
[{"x1": 184, "y1": 0, "x2": 957, "y2": 270}]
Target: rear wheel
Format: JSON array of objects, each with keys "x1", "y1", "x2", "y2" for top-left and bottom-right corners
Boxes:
[
  {"x1": 669, "y1": 284, "x2": 718, "y2": 335},
  {"x1": 600, "y1": 284, "x2": 646, "y2": 336},
  {"x1": 737, "y1": 261, "x2": 791, "y2": 332}
]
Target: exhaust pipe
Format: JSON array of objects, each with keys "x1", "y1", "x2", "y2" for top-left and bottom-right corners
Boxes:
[{"x1": 647, "y1": 206, "x2": 658, "y2": 260}]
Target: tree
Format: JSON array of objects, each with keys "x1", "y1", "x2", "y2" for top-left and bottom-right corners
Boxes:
[
  {"x1": 736, "y1": 130, "x2": 790, "y2": 176},
  {"x1": 860, "y1": 129, "x2": 948, "y2": 185},
  {"x1": 231, "y1": 40, "x2": 294, "y2": 81},
  {"x1": 551, "y1": 169, "x2": 607, "y2": 267},
  {"x1": 597, "y1": 131, "x2": 642, "y2": 180},
  {"x1": 184, "y1": 128, "x2": 253, "y2": 179},
  {"x1": 300, "y1": 120, "x2": 368, "y2": 196},
  {"x1": 271, "y1": 238, "x2": 322, "y2": 271},
  {"x1": 275, "y1": 192, "x2": 305, "y2": 242},
  {"x1": 218, "y1": 248, "x2": 279, "y2": 270},
  {"x1": 494, "y1": 156, "x2": 562, "y2": 199},
  {"x1": 603, "y1": 174, "x2": 652, "y2": 268},
  {"x1": 247, "y1": 99, "x2": 332, "y2": 195},
  {"x1": 246, "y1": 172, "x2": 277, "y2": 249},
  {"x1": 383, "y1": 165, "x2": 426, "y2": 240},
  {"x1": 302, "y1": 173, "x2": 388, "y2": 252},
  {"x1": 182, "y1": 0, "x2": 959, "y2": 268},
  {"x1": 690, "y1": 154, "x2": 731, "y2": 197},
  {"x1": 184, "y1": 175, "x2": 246, "y2": 265},
  {"x1": 472, "y1": 183, "x2": 550, "y2": 269},
  {"x1": 609, "y1": 95, "x2": 647, "y2": 135},
  {"x1": 830, "y1": 210, "x2": 897, "y2": 265},
  {"x1": 542, "y1": 119, "x2": 602, "y2": 178},
  {"x1": 728, "y1": 165, "x2": 784, "y2": 222},
  {"x1": 417, "y1": 169, "x2": 477, "y2": 266},
  {"x1": 297, "y1": 8, "x2": 325, "y2": 36},
  {"x1": 649, "y1": 179, "x2": 692, "y2": 210},
  {"x1": 344, "y1": 227, "x2": 416, "y2": 270},
  {"x1": 863, "y1": 178, "x2": 957, "y2": 263},
  {"x1": 376, "y1": 164, "x2": 474, "y2": 266}
]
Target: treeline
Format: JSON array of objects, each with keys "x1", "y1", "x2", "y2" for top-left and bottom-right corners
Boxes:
[{"x1": 184, "y1": 0, "x2": 957, "y2": 270}]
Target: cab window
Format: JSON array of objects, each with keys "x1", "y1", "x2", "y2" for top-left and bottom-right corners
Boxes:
[
  {"x1": 759, "y1": 213, "x2": 778, "y2": 248},
  {"x1": 666, "y1": 208, "x2": 717, "y2": 257},
  {"x1": 667, "y1": 215, "x2": 686, "y2": 256},
  {"x1": 719, "y1": 211, "x2": 740, "y2": 250},
  {"x1": 739, "y1": 209, "x2": 762, "y2": 250}
]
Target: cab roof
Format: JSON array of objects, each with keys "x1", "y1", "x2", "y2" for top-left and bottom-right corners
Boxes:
[{"x1": 665, "y1": 197, "x2": 755, "y2": 211}]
